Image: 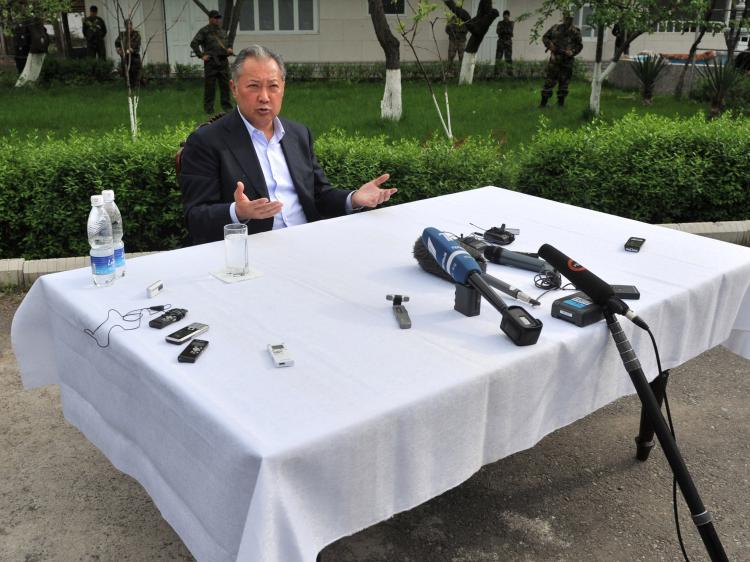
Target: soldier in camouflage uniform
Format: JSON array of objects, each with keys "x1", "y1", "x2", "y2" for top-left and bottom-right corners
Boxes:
[
  {"x1": 83, "y1": 5, "x2": 107, "y2": 59},
  {"x1": 191, "y1": 10, "x2": 234, "y2": 115},
  {"x1": 540, "y1": 13, "x2": 582, "y2": 108},
  {"x1": 495, "y1": 10, "x2": 514, "y2": 76},
  {"x1": 13, "y1": 20, "x2": 30, "y2": 74},
  {"x1": 445, "y1": 16, "x2": 468, "y2": 71},
  {"x1": 115, "y1": 20, "x2": 142, "y2": 87}
]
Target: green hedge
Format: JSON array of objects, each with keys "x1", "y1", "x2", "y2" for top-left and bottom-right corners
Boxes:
[
  {"x1": 0, "y1": 128, "x2": 189, "y2": 260},
  {"x1": 0, "y1": 128, "x2": 508, "y2": 259},
  {"x1": 513, "y1": 112, "x2": 750, "y2": 224},
  {"x1": 1, "y1": 112, "x2": 748, "y2": 259},
  {"x1": 21, "y1": 58, "x2": 581, "y2": 86}
]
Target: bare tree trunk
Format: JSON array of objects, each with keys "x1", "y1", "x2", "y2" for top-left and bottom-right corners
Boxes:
[
  {"x1": 61, "y1": 12, "x2": 73, "y2": 56},
  {"x1": 452, "y1": 0, "x2": 498, "y2": 85},
  {"x1": 589, "y1": 30, "x2": 642, "y2": 115},
  {"x1": 368, "y1": 0, "x2": 401, "y2": 121},
  {"x1": 725, "y1": 2, "x2": 749, "y2": 64},
  {"x1": 227, "y1": 0, "x2": 245, "y2": 47},
  {"x1": 15, "y1": 54, "x2": 46, "y2": 87},
  {"x1": 52, "y1": 17, "x2": 65, "y2": 55},
  {"x1": 191, "y1": 0, "x2": 210, "y2": 16},
  {"x1": 589, "y1": 25, "x2": 604, "y2": 115},
  {"x1": 459, "y1": 51, "x2": 477, "y2": 84},
  {"x1": 675, "y1": 0, "x2": 718, "y2": 99}
]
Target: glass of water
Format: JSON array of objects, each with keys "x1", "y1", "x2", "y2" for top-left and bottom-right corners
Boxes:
[{"x1": 224, "y1": 224, "x2": 249, "y2": 276}]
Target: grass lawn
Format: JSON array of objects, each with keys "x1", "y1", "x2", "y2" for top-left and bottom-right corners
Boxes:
[{"x1": 0, "y1": 78, "x2": 708, "y2": 150}]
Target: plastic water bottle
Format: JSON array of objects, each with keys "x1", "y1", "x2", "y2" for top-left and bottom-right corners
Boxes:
[
  {"x1": 87, "y1": 195, "x2": 115, "y2": 287},
  {"x1": 102, "y1": 189, "x2": 126, "y2": 278}
]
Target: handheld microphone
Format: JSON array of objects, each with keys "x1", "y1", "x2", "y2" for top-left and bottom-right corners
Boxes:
[
  {"x1": 422, "y1": 228, "x2": 543, "y2": 345},
  {"x1": 484, "y1": 245, "x2": 550, "y2": 273},
  {"x1": 537, "y1": 244, "x2": 648, "y2": 330}
]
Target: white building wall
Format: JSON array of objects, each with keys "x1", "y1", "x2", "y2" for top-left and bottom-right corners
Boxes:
[
  {"x1": 232, "y1": 0, "x2": 455, "y2": 64},
  {"x1": 152, "y1": 0, "x2": 737, "y2": 68},
  {"x1": 86, "y1": 0, "x2": 167, "y2": 64}
]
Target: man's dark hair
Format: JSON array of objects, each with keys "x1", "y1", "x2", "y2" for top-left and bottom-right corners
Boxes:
[
  {"x1": 503, "y1": 10, "x2": 510, "y2": 16},
  {"x1": 90, "y1": 5, "x2": 98, "y2": 12},
  {"x1": 231, "y1": 45, "x2": 287, "y2": 82}
]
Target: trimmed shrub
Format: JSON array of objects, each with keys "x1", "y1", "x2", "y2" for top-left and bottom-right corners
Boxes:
[
  {"x1": 0, "y1": 128, "x2": 508, "y2": 259},
  {"x1": 513, "y1": 112, "x2": 750, "y2": 224},
  {"x1": 0, "y1": 127, "x2": 191, "y2": 259},
  {"x1": 2, "y1": 112, "x2": 748, "y2": 259},
  {"x1": 40, "y1": 56, "x2": 116, "y2": 84},
  {"x1": 315, "y1": 131, "x2": 509, "y2": 203}
]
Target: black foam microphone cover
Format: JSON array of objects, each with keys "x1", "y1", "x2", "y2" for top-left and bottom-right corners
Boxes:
[{"x1": 537, "y1": 244, "x2": 614, "y2": 306}]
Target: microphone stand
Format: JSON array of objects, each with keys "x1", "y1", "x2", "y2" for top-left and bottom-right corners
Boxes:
[{"x1": 603, "y1": 309, "x2": 728, "y2": 561}]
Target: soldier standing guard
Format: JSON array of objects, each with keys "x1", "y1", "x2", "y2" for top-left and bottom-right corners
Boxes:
[
  {"x1": 446, "y1": 15, "x2": 468, "y2": 67},
  {"x1": 83, "y1": 5, "x2": 107, "y2": 59},
  {"x1": 115, "y1": 19, "x2": 142, "y2": 87},
  {"x1": 495, "y1": 10, "x2": 514, "y2": 76},
  {"x1": 13, "y1": 20, "x2": 30, "y2": 74},
  {"x1": 191, "y1": 10, "x2": 234, "y2": 115},
  {"x1": 540, "y1": 12, "x2": 583, "y2": 108}
]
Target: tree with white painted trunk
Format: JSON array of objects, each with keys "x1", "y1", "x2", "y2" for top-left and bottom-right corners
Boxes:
[
  {"x1": 368, "y1": 0, "x2": 402, "y2": 121},
  {"x1": 3, "y1": 0, "x2": 71, "y2": 87},
  {"x1": 444, "y1": 0, "x2": 499, "y2": 84},
  {"x1": 395, "y1": 1, "x2": 454, "y2": 139},
  {"x1": 110, "y1": 0, "x2": 189, "y2": 139}
]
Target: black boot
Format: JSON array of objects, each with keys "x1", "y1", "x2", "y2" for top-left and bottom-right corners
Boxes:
[
  {"x1": 539, "y1": 94, "x2": 551, "y2": 108},
  {"x1": 557, "y1": 96, "x2": 566, "y2": 107}
]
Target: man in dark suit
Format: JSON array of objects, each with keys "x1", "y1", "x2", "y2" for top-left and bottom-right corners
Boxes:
[{"x1": 180, "y1": 45, "x2": 397, "y2": 244}]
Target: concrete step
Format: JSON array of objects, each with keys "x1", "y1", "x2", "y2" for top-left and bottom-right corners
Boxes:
[{"x1": 1, "y1": 252, "x2": 157, "y2": 289}]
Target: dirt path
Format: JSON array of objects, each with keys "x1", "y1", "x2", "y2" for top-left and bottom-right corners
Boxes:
[{"x1": 2, "y1": 292, "x2": 748, "y2": 561}]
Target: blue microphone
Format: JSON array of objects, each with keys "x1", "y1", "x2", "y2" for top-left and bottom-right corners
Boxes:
[
  {"x1": 421, "y1": 228, "x2": 543, "y2": 346},
  {"x1": 421, "y1": 227, "x2": 481, "y2": 285}
]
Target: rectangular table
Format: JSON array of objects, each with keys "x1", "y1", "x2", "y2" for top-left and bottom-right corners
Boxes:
[{"x1": 12, "y1": 187, "x2": 750, "y2": 562}]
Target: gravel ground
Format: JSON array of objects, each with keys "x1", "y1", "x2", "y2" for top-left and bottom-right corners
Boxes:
[{"x1": 1, "y1": 291, "x2": 749, "y2": 562}]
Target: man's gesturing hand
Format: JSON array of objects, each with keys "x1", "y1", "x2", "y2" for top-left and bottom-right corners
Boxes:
[
  {"x1": 234, "y1": 181, "x2": 283, "y2": 221},
  {"x1": 351, "y1": 174, "x2": 397, "y2": 209}
]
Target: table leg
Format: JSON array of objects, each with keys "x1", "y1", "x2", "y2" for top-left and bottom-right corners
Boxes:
[{"x1": 634, "y1": 370, "x2": 669, "y2": 461}]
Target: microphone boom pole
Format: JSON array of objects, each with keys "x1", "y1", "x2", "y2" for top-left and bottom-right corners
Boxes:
[
  {"x1": 538, "y1": 243, "x2": 728, "y2": 559},
  {"x1": 604, "y1": 310, "x2": 727, "y2": 561}
]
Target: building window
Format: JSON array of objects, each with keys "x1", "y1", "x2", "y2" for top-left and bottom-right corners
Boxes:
[
  {"x1": 573, "y1": 5, "x2": 596, "y2": 39},
  {"x1": 239, "y1": 0, "x2": 317, "y2": 32},
  {"x1": 655, "y1": 21, "x2": 698, "y2": 33},
  {"x1": 369, "y1": 0, "x2": 405, "y2": 15}
]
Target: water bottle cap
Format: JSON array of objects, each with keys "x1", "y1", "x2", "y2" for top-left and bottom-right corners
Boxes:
[
  {"x1": 102, "y1": 190, "x2": 115, "y2": 202},
  {"x1": 91, "y1": 195, "x2": 104, "y2": 206}
]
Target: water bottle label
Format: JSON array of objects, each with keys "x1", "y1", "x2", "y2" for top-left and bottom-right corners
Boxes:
[
  {"x1": 114, "y1": 246, "x2": 126, "y2": 268},
  {"x1": 91, "y1": 254, "x2": 115, "y2": 275}
]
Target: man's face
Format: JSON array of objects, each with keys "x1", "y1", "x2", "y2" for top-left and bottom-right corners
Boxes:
[
  {"x1": 563, "y1": 15, "x2": 573, "y2": 27},
  {"x1": 209, "y1": 16, "x2": 221, "y2": 25},
  {"x1": 503, "y1": 13, "x2": 509, "y2": 20},
  {"x1": 89, "y1": 10, "x2": 97, "y2": 18},
  {"x1": 231, "y1": 57, "x2": 285, "y2": 132}
]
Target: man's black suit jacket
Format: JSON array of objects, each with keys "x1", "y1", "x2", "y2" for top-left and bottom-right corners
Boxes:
[{"x1": 179, "y1": 110, "x2": 351, "y2": 244}]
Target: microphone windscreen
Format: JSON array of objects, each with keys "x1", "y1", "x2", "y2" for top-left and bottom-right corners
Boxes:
[
  {"x1": 413, "y1": 238, "x2": 487, "y2": 283},
  {"x1": 413, "y1": 238, "x2": 453, "y2": 283},
  {"x1": 538, "y1": 244, "x2": 614, "y2": 305}
]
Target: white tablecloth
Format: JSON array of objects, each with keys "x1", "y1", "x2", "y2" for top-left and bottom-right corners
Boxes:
[{"x1": 12, "y1": 187, "x2": 750, "y2": 562}]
